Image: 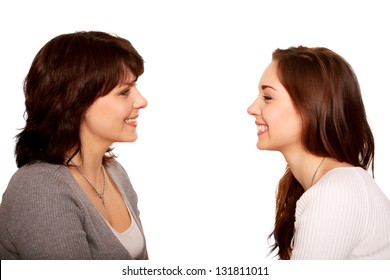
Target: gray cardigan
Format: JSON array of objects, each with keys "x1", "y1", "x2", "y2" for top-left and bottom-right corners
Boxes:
[{"x1": 0, "y1": 160, "x2": 148, "y2": 260}]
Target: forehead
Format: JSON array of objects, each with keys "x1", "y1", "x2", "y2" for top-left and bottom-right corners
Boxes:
[
  {"x1": 259, "y1": 61, "x2": 279, "y2": 88},
  {"x1": 118, "y1": 68, "x2": 137, "y2": 85}
]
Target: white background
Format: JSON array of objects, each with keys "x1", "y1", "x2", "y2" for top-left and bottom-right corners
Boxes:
[{"x1": 1, "y1": 0, "x2": 389, "y2": 265}]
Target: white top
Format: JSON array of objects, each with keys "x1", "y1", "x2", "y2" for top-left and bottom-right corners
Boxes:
[
  {"x1": 292, "y1": 167, "x2": 390, "y2": 259},
  {"x1": 105, "y1": 203, "x2": 145, "y2": 259}
]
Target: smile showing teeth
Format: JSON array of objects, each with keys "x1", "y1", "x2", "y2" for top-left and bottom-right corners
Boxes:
[
  {"x1": 125, "y1": 118, "x2": 136, "y2": 124},
  {"x1": 257, "y1": 124, "x2": 268, "y2": 132}
]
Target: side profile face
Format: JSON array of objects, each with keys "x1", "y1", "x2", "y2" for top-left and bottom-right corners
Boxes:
[
  {"x1": 80, "y1": 71, "x2": 148, "y2": 148},
  {"x1": 247, "y1": 61, "x2": 303, "y2": 154}
]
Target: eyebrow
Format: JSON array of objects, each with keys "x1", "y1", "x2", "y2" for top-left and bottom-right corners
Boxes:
[
  {"x1": 260, "y1": 85, "x2": 276, "y2": 91},
  {"x1": 120, "y1": 80, "x2": 137, "y2": 87}
]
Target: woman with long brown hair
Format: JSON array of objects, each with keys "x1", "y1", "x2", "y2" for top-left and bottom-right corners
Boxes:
[
  {"x1": 0, "y1": 31, "x2": 148, "y2": 259},
  {"x1": 248, "y1": 46, "x2": 390, "y2": 259}
]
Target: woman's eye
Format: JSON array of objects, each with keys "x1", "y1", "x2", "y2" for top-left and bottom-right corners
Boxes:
[
  {"x1": 119, "y1": 88, "x2": 131, "y2": 96},
  {"x1": 263, "y1": 95, "x2": 272, "y2": 101}
]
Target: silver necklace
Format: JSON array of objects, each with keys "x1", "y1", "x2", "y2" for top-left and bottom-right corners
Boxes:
[
  {"x1": 70, "y1": 160, "x2": 107, "y2": 207},
  {"x1": 310, "y1": 157, "x2": 326, "y2": 187}
]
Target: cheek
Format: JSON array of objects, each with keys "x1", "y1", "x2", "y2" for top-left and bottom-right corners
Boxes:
[
  {"x1": 84, "y1": 105, "x2": 108, "y2": 125},
  {"x1": 267, "y1": 107, "x2": 302, "y2": 134},
  {"x1": 282, "y1": 110, "x2": 302, "y2": 139},
  {"x1": 91, "y1": 101, "x2": 129, "y2": 120},
  {"x1": 84, "y1": 104, "x2": 120, "y2": 132}
]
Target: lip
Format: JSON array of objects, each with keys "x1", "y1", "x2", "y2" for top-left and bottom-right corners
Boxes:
[
  {"x1": 125, "y1": 116, "x2": 138, "y2": 127},
  {"x1": 255, "y1": 121, "x2": 268, "y2": 136},
  {"x1": 255, "y1": 121, "x2": 263, "y2": 126}
]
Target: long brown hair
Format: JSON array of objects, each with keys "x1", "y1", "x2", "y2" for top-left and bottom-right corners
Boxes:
[
  {"x1": 15, "y1": 31, "x2": 144, "y2": 167},
  {"x1": 269, "y1": 46, "x2": 375, "y2": 259}
]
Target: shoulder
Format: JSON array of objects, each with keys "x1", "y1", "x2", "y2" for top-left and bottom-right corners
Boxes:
[
  {"x1": 11, "y1": 162, "x2": 66, "y2": 182},
  {"x1": 296, "y1": 167, "x2": 372, "y2": 214},
  {"x1": 8, "y1": 162, "x2": 70, "y2": 190},
  {"x1": 2, "y1": 162, "x2": 76, "y2": 208},
  {"x1": 308, "y1": 167, "x2": 371, "y2": 195},
  {"x1": 106, "y1": 159, "x2": 132, "y2": 183},
  {"x1": 106, "y1": 159, "x2": 135, "y2": 193},
  {"x1": 106, "y1": 159, "x2": 127, "y2": 174},
  {"x1": 0, "y1": 162, "x2": 85, "y2": 230}
]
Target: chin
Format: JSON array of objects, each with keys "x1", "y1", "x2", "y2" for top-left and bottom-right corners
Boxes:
[
  {"x1": 118, "y1": 133, "x2": 138, "y2": 143},
  {"x1": 128, "y1": 134, "x2": 139, "y2": 142},
  {"x1": 127, "y1": 136, "x2": 138, "y2": 142},
  {"x1": 256, "y1": 142, "x2": 272, "y2": 151},
  {"x1": 256, "y1": 142, "x2": 265, "y2": 150}
]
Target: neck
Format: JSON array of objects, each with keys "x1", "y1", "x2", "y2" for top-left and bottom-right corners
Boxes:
[
  {"x1": 67, "y1": 150, "x2": 108, "y2": 208},
  {"x1": 283, "y1": 150, "x2": 326, "y2": 191},
  {"x1": 67, "y1": 148, "x2": 106, "y2": 181}
]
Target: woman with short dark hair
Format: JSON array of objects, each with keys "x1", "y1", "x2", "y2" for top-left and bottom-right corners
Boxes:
[{"x1": 0, "y1": 31, "x2": 148, "y2": 259}]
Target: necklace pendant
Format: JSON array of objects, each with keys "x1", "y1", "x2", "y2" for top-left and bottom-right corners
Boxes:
[{"x1": 69, "y1": 159, "x2": 107, "y2": 208}]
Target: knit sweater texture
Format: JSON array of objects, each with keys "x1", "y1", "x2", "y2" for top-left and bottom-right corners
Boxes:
[
  {"x1": 292, "y1": 167, "x2": 390, "y2": 259},
  {"x1": 0, "y1": 160, "x2": 148, "y2": 260}
]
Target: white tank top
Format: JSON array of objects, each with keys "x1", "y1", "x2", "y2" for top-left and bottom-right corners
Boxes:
[{"x1": 105, "y1": 202, "x2": 145, "y2": 258}]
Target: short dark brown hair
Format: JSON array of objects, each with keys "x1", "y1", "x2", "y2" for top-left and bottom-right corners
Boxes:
[{"x1": 15, "y1": 31, "x2": 144, "y2": 167}]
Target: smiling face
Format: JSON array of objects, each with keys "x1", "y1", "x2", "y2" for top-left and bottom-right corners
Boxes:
[
  {"x1": 247, "y1": 61, "x2": 303, "y2": 154},
  {"x1": 80, "y1": 71, "x2": 148, "y2": 149}
]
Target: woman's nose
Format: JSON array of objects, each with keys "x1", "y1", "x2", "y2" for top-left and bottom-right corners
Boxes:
[
  {"x1": 247, "y1": 97, "x2": 261, "y2": 116},
  {"x1": 133, "y1": 88, "x2": 148, "y2": 109}
]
